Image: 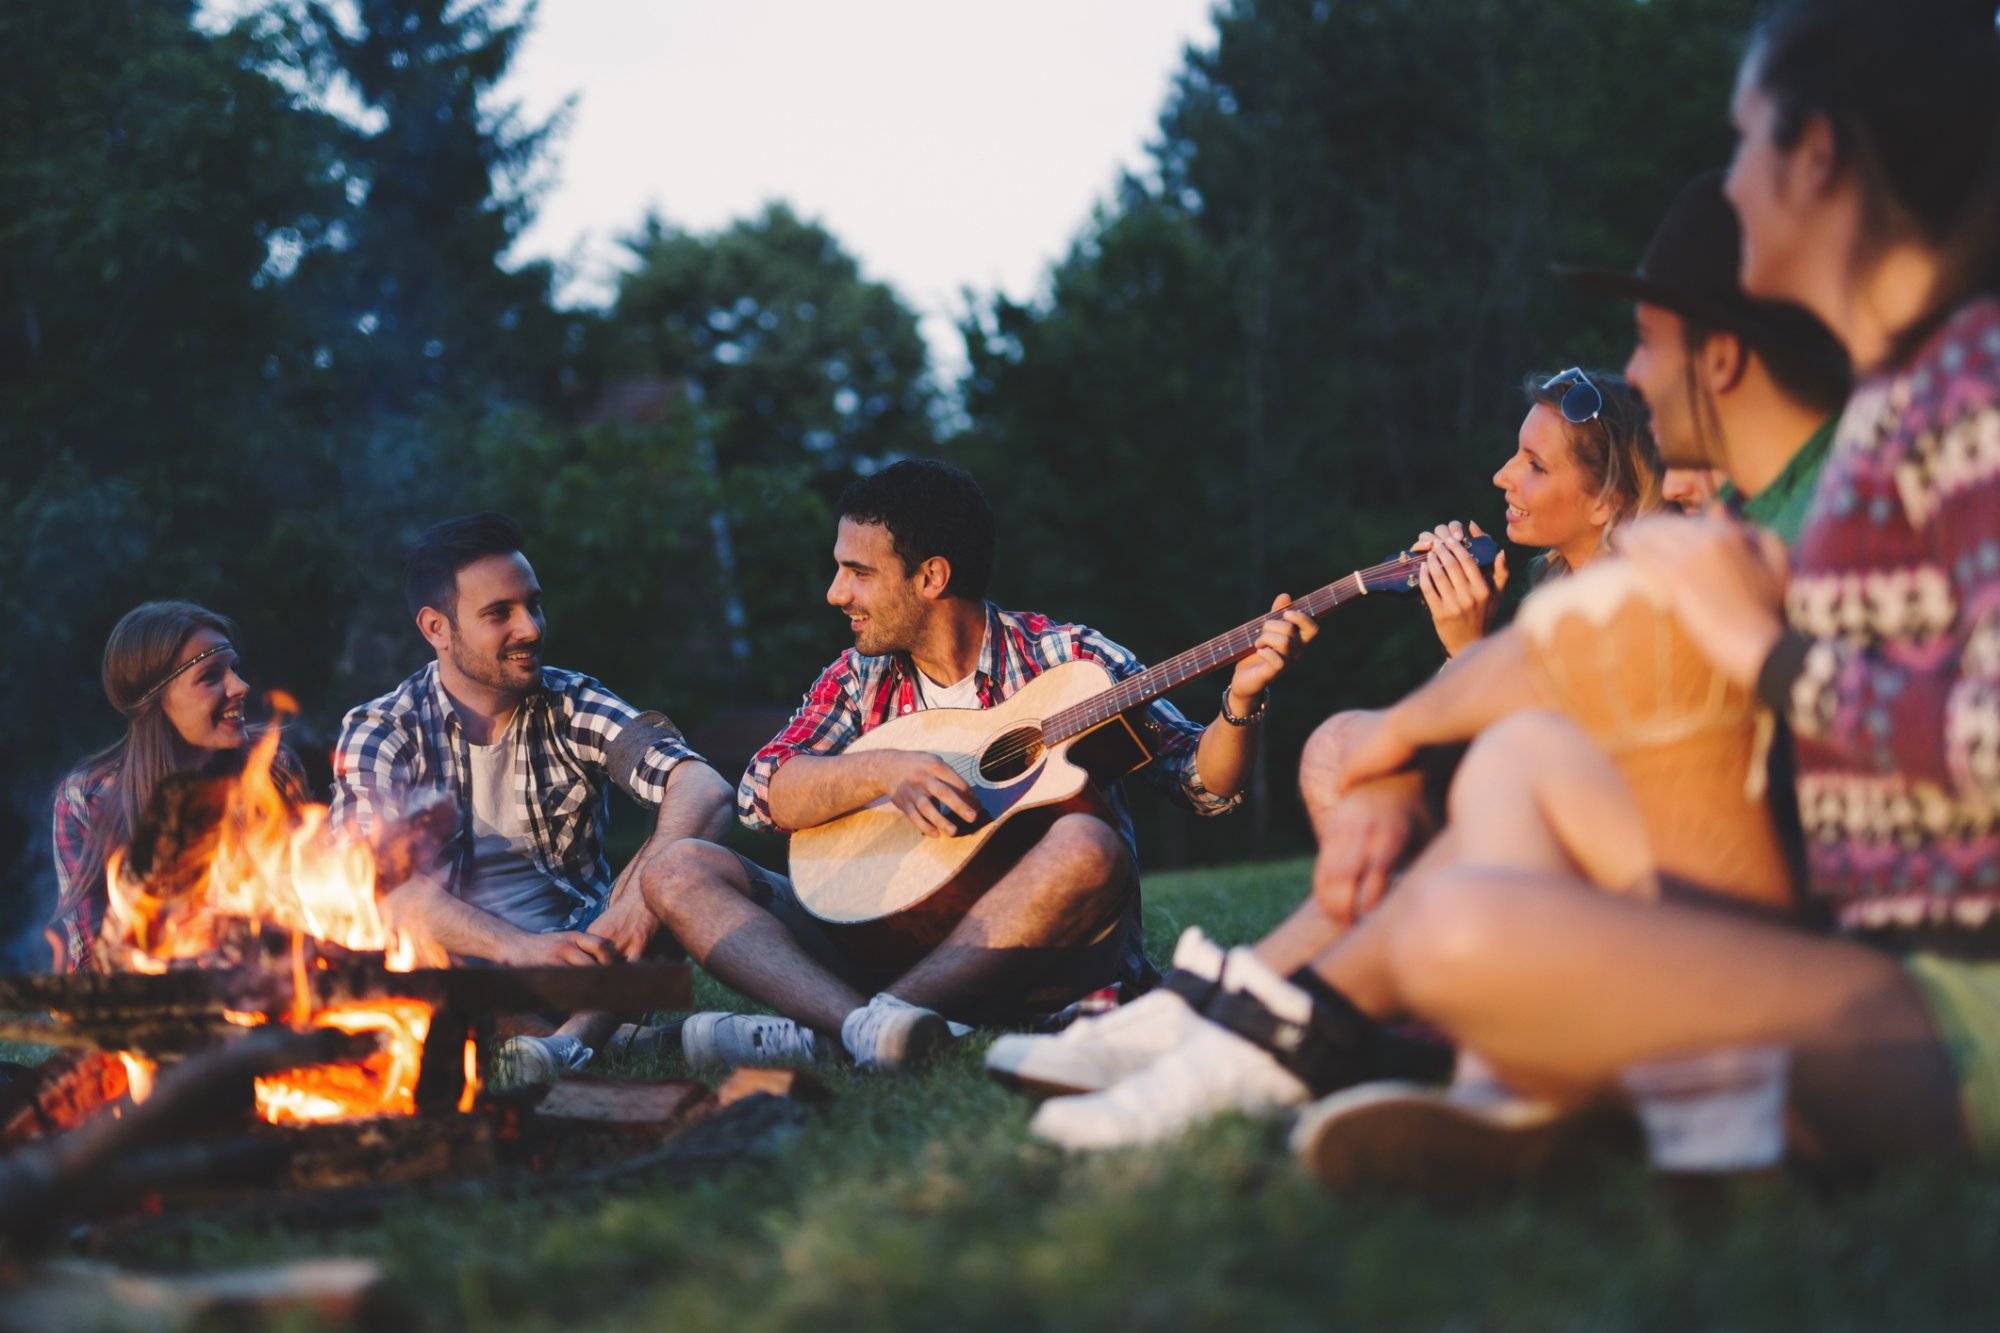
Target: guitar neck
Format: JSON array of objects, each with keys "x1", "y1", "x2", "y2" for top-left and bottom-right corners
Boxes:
[{"x1": 1041, "y1": 563, "x2": 1398, "y2": 744}]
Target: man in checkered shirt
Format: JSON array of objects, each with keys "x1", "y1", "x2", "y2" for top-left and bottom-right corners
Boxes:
[
  {"x1": 636, "y1": 461, "x2": 1317, "y2": 1072},
  {"x1": 332, "y1": 512, "x2": 735, "y2": 1084}
]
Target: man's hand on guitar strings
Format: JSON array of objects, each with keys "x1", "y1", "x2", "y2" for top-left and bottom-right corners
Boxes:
[
  {"x1": 883, "y1": 750, "x2": 983, "y2": 837},
  {"x1": 1226, "y1": 592, "x2": 1320, "y2": 707}
]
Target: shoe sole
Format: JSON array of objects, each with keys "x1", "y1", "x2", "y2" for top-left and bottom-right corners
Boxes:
[
  {"x1": 1293, "y1": 1084, "x2": 1638, "y2": 1197},
  {"x1": 874, "y1": 1009, "x2": 952, "y2": 1072}
]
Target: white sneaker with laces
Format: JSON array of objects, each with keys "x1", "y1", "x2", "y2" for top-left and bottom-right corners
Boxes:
[
  {"x1": 679, "y1": 1012, "x2": 824, "y2": 1068},
  {"x1": 494, "y1": 1033, "x2": 593, "y2": 1088},
  {"x1": 984, "y1": 927, "x2": 1226, "y2": 1097},
  {"x1": 840, "y1": 993, "x2": 950, "y2": 1072}
]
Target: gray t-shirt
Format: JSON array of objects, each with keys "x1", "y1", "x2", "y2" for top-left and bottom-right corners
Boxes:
[{"x1": 460, "y1": 713, "x2": 572, "y2": 933}]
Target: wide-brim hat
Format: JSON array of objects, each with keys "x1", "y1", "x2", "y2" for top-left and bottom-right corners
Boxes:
[{"x1": 1556, "y1": 169, "x2": 1848, "y2": 384}]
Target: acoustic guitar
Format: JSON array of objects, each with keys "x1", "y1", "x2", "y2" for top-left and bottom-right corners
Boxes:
[{"x1": 787, "y1": 536, "x2": 1502, "y2": 961}]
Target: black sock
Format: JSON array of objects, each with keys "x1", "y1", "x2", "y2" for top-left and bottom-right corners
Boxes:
[{"x1": 1285, "y1": 966, "x2": 1454, "y2": 1086}]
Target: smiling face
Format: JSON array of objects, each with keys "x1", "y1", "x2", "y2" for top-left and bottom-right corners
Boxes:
[
  {"x1": 158, "y1": 629, "x2": 250, "y2": 751},
  {"x1": 1492, "y1": 403, "x2": 1613, "y2": 556},
  {"x1": 826, "y1": 517, "x2": 930, "y2": 657},
  {"x1": 428, "y1": 552, "x2": 545, "y2": 696}
]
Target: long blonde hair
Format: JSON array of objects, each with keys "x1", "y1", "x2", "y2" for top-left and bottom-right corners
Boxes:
[{"x1": 1525, "y1": 369, "x2": 1662, "y2": 581}]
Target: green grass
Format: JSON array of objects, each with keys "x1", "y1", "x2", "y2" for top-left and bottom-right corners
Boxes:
[{"x1": 94, "y1": 859, "x2": 2000, "y2": 1329}]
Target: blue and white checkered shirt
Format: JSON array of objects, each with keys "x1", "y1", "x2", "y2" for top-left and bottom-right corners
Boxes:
[{"x1": 332, "y1": 661, "x2": 700, "y2": 927}]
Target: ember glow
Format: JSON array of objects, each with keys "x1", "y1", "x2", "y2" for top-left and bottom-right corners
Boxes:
[{"x1": 100, "y1": 697, "x2": 465, "y2": 1124}]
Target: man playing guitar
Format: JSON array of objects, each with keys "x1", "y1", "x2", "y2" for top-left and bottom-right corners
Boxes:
[{"x1": 633, "y1": 459, "x2": 1315, "y2": 1071}]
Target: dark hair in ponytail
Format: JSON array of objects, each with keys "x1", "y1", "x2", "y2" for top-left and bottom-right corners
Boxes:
[{"x1": 1747, "y1": 0, "x2": 2000, "y2": 359}]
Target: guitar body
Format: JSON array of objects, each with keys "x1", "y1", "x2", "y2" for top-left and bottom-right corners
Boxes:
[{"x1": 786, "y1": 659, "x2": 1148, "y2": 963}]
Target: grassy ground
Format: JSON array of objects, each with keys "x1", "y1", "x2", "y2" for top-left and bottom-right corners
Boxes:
[{"x1": 88, "y1": 859, "x2": 2000, "y2": 1329}]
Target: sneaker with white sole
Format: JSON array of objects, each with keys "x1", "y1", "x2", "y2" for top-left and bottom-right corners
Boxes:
[
  {"x1": 1028, "y1": 1016, "x2": 1310, "y2": 1149},
  {"x1": 679, "y1": 1012, "x2": 825, "y2": 1069},
  {"x1": 840, "y1": 993, "x2": 950, "y2": 1072},
  {"x1": 985, "y1": 927, "x2": 1227, "y2": 1098},
  {"x1": 1289, "y1": 1079, "x2": 1639, "y2": 1196},
  {"x1": 494, "y1": 1033, "x2": 593, "y2": 1088}
]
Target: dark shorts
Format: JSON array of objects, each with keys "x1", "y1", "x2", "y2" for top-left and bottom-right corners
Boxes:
[{"x1": 727, "y1": 849, "x2": 1141, "y2": 1028}]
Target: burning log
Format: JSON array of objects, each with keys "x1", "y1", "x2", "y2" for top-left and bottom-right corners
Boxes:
[{"x1": 0, "y1": 1026, "x2": 372, "y2": 1243}]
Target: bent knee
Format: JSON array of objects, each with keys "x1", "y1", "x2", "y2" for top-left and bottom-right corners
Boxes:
[
  {"x1": 1301, "y1": 709, "x2": 1380, "y2": 786},
  {"x1": 1448, "y1": 710, "x2": 1594, "y2": 818},
  {"x1": 1385, "y1": 868, "x2": 1528, "y2": 1015},
  {"x1": 641, "y1": 838, "x2": 751, "y2": 907},
  {"x1": 1041, "y1": 812, "x2": 1132, "y2": 892}
]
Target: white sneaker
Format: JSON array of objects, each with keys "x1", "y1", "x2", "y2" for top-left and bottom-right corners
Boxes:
[
  {"x1": 679, "y1": 1012, "x2": 824, "y2": 1068},
  {"x1": 1028, "y1": 1018, "x2": 1310, "y2": 1149},
  {"x1": 985, "y1": 927, "x2": 1225, "y2": 1097},
  {"x1": 494, "y1": 1033, "x2": 593, "y2": 1088},
  {"x1": 1289, "y1": 1079, "x2": 1636, "y2": 1195},
  {"x1": 840, "y1": 993, "x2": 950, "y2": 1072}
]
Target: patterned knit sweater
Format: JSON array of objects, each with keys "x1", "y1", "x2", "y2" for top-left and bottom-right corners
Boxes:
[{"x1": 1760, "y1": 296, "x2": 2000, "y2": 940}]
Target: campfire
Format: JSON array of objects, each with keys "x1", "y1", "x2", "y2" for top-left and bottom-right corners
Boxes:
[
  {"x1": 0, "y1": 694, "x2": 720, "y2": 1252},
  {"x1": 81, "y1": 699, "x2": 470, "y2": 1126}
]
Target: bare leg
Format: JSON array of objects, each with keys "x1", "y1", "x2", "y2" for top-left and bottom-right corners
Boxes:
[
  {"x1": 1444, "y1": 710, "x2": 1656, "y2": 893},
  {"x1": 641, "y1": 839, "x2": 866, "y2": 1035},
  {"x1": 1309, "y1": 866, "x2": 1962, "y2": 1160},
  {"x1": 889, "y1": 812, "x2": 1131, "y2": 1016}
]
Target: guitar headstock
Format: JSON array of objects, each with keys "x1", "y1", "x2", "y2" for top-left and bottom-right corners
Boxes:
[{"x1": 1364, "y1": 532, "x2": 1504, "y2": 596}]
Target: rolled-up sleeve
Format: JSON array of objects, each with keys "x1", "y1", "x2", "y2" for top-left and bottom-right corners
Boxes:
[
  {"x1": 739, "y1": 656, "x2": 864, "y2": 832},
  {"x1": 559, "y1": 676, "x2": 702, "y2": 807}
]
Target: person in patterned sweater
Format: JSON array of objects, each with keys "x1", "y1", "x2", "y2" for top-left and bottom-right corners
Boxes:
[
  {"x1": 632, "y1": 460, "x2": 1316, "y2": 1072},
  {"x1": 1026, "y1": 0, "x2": 2000, "y2": 1180}
]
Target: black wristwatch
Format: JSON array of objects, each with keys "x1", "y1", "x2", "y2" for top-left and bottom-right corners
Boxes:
[{"x1": 1221, "y1": 685, "x2": 1269, "y2": 727}]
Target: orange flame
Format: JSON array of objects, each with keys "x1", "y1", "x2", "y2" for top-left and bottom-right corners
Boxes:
[
  {"x1": 100, "y1": 696, "x2": 446, "y2": 1124},
  {"x1": 253, "y1": 999, "x2": 435, "y2": 1125},
  {"x1": 118, "y1": 1053, "x2": 156, "y2": 1105},
  {"x1": 98, "y1": 704, "x2": 417, "y2": 972}
]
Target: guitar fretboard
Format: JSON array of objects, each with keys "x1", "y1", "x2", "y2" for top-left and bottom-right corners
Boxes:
[{"x1": 1040, "y1": 552, "x2": 1432, "y2": 743}]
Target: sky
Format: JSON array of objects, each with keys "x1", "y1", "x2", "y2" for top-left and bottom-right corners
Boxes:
[{"x1": 498, "y1": 1, "x2": 1220, "y2": 374}]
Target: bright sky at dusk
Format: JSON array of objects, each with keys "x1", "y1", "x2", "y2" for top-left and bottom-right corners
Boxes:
[{"x1": 500, "y1": 1, "x2": 1219, "y2": 373}]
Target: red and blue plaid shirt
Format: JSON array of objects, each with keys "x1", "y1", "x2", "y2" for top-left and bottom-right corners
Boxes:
[{"x1": 738, "y1": 602, "x2": 1240, "y2": 845}]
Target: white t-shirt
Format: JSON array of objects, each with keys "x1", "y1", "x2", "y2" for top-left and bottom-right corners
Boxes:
[
  {"x1": 460, "y1": 712, "x2": 572, "y2": 933},
  {"x1": 915, "y1": 669, "x2": 980, "y2": 711}
]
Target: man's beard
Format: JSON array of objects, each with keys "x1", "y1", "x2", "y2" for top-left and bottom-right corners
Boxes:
[{"x1": 447, "y1": 631, "x2": 540, "y2": 693}]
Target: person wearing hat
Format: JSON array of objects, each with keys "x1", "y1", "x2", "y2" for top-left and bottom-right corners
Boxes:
[{"x1": 1561, "y1": 168, "x2": 1851, "y2": 549}]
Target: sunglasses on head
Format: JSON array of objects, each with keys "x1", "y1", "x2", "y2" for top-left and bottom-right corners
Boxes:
[{"x1": 1542, "y1": 367, "x2": 1604, "y2": 424}]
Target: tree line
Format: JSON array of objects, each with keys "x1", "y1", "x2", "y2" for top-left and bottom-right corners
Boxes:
[{"x1": 1, "y1": 0, "x2": 1759, "y2": 947}]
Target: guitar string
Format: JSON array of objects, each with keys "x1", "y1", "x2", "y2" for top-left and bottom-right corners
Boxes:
[{"x1": 967, "y1": 548, "x2": 1468, "y2": 775}]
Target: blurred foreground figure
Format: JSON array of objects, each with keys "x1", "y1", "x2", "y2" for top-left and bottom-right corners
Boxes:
[{"x1": 1016, "y1": 0, "x2": 2000, "y2": 1189}]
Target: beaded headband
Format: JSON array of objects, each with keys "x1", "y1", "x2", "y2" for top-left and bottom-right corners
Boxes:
[{"x1": 129, "y1": 641, "x2": 234, "y2": 713}]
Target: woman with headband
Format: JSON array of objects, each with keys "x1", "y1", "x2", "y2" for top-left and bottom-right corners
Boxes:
[{"x1": 50, "y1": 600, "x2": 307, "y2": 971}]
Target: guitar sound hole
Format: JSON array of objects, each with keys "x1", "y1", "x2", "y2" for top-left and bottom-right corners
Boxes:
[{"x1": 979, "y1": 726, "x2": 1044, "y2": 782}]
